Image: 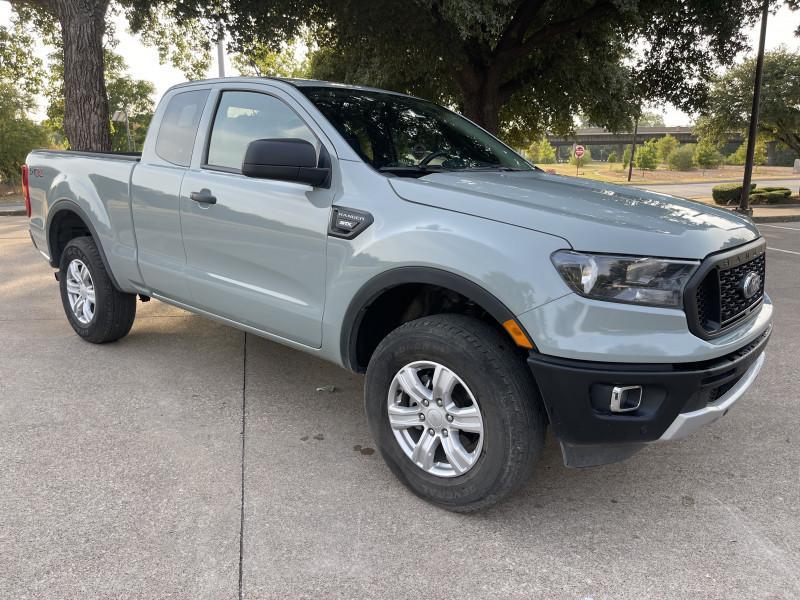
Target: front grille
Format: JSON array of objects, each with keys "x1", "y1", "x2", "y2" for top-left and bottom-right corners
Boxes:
[
  {"x1": 718, "y1": 253, "x2": 766, "y2": 324},
  {"x1": 687, "y1": 240, "x2": 766, "y2": 338}
]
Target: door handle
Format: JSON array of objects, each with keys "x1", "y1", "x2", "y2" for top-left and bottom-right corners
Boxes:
[{"x1": 190, "y1": 189, "x2": 217, "y2": 204}]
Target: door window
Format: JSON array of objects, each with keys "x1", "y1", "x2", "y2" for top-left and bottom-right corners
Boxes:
[{"x1": 206, "y1": 91, "x2": 319, "y2": 171}]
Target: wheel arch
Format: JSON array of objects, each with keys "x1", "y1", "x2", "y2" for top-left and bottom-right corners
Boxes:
[
  {"x1": 47, "y1": 200, "x2": 121, "y2": 290},
  {"x1": 340, "y1": 266, "x2": 530, "y2": 373}
]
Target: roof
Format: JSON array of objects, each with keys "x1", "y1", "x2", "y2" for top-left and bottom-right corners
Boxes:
[{"x1": 169, "y1": 76, "x2": 415, "y2": 99}]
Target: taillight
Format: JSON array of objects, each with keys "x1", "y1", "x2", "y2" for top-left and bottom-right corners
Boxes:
[{"x1": 21, "y1": 164, "x2": 31, "y2": 218}]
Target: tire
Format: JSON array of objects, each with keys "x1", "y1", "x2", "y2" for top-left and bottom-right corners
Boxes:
[
  {"x1": 58, "y1": 236, "x2": 136, "y2": 343},
  {"x1": 364, "y1": 314, "x2": 546, "y2": 512}
]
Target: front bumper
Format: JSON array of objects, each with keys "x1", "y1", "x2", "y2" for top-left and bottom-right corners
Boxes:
[{"x1": 527, "y1": 326, "x2": 770, "y2": 467}]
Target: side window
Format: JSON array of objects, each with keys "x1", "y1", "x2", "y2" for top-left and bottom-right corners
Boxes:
[
  {"x1": 155, "y1": 89, "x2": 209, "y2": 167},
  {"x1": 206, "y1": 91, "x2": 318, "y2": 171}
]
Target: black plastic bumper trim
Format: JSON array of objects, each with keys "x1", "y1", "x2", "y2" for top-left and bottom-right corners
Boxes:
[{"x1": 527, "y1": 326, "x2": 771, "y2": 451}]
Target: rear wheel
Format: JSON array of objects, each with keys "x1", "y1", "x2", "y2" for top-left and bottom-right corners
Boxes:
[
  {"x1": 58, "y1": 236, "x2": 136, "y2": 343},
  {"x1": 365, "y1": 314, "x2": 546, "y2": 512}
]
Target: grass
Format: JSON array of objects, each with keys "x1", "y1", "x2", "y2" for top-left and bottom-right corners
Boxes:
[{"x1": 539, "y1": 162, "x2": 797, "y2": 185}]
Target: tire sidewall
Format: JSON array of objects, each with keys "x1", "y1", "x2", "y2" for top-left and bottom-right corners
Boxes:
[
  {"x1": 59, "y1": 239, "x2": 105, "y2": 339},
  {"x1": 365, "y1": 321, "x2": 528, "y2": 508}
]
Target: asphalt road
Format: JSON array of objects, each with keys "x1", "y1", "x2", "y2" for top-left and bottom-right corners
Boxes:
[
  {"x1": 1, "y1": 216, "x2": 798, "y2": 599},
  {"x1": 639, "y1": 177, "x2": 800, "y2": 199}
]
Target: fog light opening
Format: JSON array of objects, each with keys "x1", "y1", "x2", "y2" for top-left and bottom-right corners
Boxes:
[{"x1": 610, "y1": 385, "x2": 643, "y2": 413}]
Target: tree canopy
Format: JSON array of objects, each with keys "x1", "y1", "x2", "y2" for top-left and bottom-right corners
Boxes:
[{"x1": 696, "y1": 48, "x2": 800, "y2": 157}]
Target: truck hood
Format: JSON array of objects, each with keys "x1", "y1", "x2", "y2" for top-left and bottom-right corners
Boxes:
[{"x1": 388, "y1": 170, "x2": 759, "y2": 259}]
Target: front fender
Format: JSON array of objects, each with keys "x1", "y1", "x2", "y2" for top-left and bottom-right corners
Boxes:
[{"x1": 320, "y1": 199, "x2": 573, "y2": 367}]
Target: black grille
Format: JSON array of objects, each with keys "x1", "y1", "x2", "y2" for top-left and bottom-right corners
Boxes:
[
  {"x1": 689, "y1": 242, "x2": 766, "y2": 337},
  {"x1": 718, "y1": 253, "x2": 766, "y2": 323}
]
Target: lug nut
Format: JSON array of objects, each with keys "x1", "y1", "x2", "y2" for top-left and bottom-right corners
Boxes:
[
  {"x1": 428, "y1": 428, "x2": 435, "y2": 436},
  {"x1": 419, "y1": 413, "x2": 425, "y2": 421},
  {"x1": 422, "y1": 399, "x2": 430, "y2": 407},
  {"x1": 436, "y1": 398, "x2": 443, "y2": 407},
  {"x1": 442, "y1": 429, "x2": 449, "y2": 437}
]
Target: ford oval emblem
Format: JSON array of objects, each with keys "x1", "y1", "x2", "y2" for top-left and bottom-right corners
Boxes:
[{"x1": 740, "y1": 272, "x2": 762, "y2": 299}]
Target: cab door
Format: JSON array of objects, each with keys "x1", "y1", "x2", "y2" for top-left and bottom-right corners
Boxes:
[
  {"x1": 178, "y1": 89, "x2": 332, "y2": 348},
  {"x1": 131, "y1": 88, "x2": 209, "y2": 303}
]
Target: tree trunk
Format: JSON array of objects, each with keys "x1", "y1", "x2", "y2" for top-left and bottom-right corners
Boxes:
[
  {"x1": 457, "y1": 66, "x2": 502, "y2": 134},
  {"x1": 57, "y1": 0, "x2": 111, "y2": 151}
]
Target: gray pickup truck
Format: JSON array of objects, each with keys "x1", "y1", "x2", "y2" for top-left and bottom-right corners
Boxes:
[{"x1": 24, "y1": 77, "x2": 771, "y2": 511}]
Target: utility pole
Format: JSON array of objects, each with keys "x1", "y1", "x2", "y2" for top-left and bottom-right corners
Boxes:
[
  {"x1": 738, "y1": 0, "x2": 769, "y2": 216},
  {"x1": 627, "y1": 115, "x2": 639, "y2": 182},
  {"x1": 217, "y1": 31, "x2": 226, "y2": 78}
]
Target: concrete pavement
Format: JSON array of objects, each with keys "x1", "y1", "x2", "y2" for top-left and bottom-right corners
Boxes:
[{"x1": 1, "y1": 216, "x2": 799, "y2": 599}]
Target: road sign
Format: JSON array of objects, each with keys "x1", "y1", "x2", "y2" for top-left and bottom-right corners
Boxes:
[{"x1": 574, "y1": 145, "x2": 585, "y2": 159}]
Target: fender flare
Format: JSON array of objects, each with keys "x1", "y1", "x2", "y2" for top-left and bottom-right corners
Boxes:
[
  {"x1": 46, "y1": 199, "x2": 121, "y2": 290},
  {"x1": 340, "y1": 266, "x2": 524, "y2": 372}
]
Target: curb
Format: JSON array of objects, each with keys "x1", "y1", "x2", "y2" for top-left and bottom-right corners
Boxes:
[
  {"x1": 751, "y1": 215, "x2": 800, "y2": 223},
  {"x1": 0, "y1": 208, "x2": 25, "y2": 217}
]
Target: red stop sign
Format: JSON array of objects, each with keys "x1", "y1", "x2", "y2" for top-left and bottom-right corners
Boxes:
[{"x1": 574, "y1": 145, "x2": 585, "y2": 159}]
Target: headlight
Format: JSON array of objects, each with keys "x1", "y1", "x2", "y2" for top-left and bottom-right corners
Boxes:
[{"x1": 550, "y1": 250, "x2": 699, "y2": 308}]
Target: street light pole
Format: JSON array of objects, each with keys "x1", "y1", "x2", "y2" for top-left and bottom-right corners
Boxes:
[
  {"x1": 217, "y1": 32, "x2": 226, "y2": 78},
  {"x1": 738, "y1": 0, "x2": 770, "y2": 216}
]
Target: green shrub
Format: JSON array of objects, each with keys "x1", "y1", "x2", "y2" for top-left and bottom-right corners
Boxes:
[
  {"x1": 667, "y1": 146, "x2": 695, "y2": 171},
  {"x1": 527, "y1": 137, "x2": 557, "y2": 164},
  {"x1": 622, "y1": 146, "x2": 631, "y2": 167},
  {"x1": 607, "y1": 151, "x2": 618, "y2": 163},
  {"x1": 635, "y1": 139, "x2": 659, "y2": 170},
  {"x1": 570, "y1": 146, "x2": 592, "y2": 168},
  {"x1": 694, "y1": 140, "x2": 724, "y2": 171},
  {"x1": 726, "y1": 139, "x2": 768, "y2": 166},
  {"x1": 750, "y1": 188, "x2": 792, "y2": 204},
  {"x1": 712, "y1": 182, "x2": 756, "y2": 205},
  {"x1": 656, "y1": 134, "x2": 679, "y2": 164},
  {"x1": 757, "y1": 187, "x2": 792, "y2": 195}
]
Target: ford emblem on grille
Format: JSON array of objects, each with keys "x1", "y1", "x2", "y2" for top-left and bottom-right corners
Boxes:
[{"x1": 740, "y1": 272, "x2": 762, "y2": 299}]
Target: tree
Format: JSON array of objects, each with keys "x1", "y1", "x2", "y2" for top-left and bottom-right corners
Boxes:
[
  {"x1": 635, "y1": 139, "x2": 659, "y2": 170},
  {"x1": 42, "y1": 42, "x2": 155, "y2": 151},
  {"x1": 668, "y1": 145, "x2": 696, "y2": 171},
  {"x1": 693, "y1": 139, "x2": 724, "y2": 172},
  {"x1": 697, "y1": 48, "x2": 800, "y2": 158},
  {"x1": 726, "y1": 139, "x2": 767, "y2": 166},
  {"x1": 622, "y1": 146, "x2": 632, "y2": 168},
  {"x1": 141, "y1": 0, "x2": 774, "y2": 144},
  {"x1": 527, "y1": 137, "x2": 557, "y2": 164},
  {"x1": 656, "y1": 135, "x2": 679, "y2": 164},
  {"x1": 638, "y1": 111, "x2": 666, "y2": 127},
  {"x1": 607, "y1": 151, "x2": 618, "y2": 163},
  {"x1": 232, "y1": 37, "x2": 311, "y2": 78},
  {"x1": 0, "y1": 17, "x2": 51, "y2": 183},
  {"x1": 12, "y1": 0, "x2": 112, "y2": 151},
  {"x1": 0, "y1": 93, "x2": 52, "y2": 184}
]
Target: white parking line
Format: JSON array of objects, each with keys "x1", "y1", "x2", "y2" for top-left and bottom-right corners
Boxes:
[
  {"x1": 759, "y1": 224, "x2": 800, "y2": 232},
  {"x1": 768, "y1": 247, "x2": 800, "y2": 256}
]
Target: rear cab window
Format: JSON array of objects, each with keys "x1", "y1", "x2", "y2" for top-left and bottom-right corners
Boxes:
[{"x1": 155, "y1": 89, "x2": 210, "y2": 166}]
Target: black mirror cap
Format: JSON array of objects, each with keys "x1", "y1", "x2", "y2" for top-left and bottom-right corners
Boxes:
[{"x1": 242, "y1": 138, "x2": 331, "y2": 188}]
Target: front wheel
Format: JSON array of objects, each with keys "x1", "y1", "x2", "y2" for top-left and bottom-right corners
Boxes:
[
  {"x1": 364, "y1": 314, "x2": 546, "y2": 512},
  {"x1": 59, "y1": 236, "x2": 137, "y2": 343}
]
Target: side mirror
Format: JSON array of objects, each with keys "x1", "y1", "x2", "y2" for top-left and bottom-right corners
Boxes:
[{"x1": 242, "y1": 138, "x2": 331, "y2": 188}]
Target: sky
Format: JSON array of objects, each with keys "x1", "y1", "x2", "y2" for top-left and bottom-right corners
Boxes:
[{"x1": 2, "y1": 1, "x2": 799, "y2": 125}]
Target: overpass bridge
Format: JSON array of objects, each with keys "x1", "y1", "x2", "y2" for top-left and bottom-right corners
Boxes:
[{"x1": 547, "y1": 127, "x2": 743, "y2": 148}]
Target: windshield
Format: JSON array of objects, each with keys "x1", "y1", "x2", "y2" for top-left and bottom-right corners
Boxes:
[{"x1": 299, "y1": 86, "x2": 533, "y2": 175}]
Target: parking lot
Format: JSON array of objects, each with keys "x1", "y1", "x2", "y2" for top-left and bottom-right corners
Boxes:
[{"x1": 1, "y1": 215, "x2": 798, "y2": 599}]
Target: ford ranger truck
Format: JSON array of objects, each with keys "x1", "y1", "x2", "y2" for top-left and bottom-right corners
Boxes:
[{"x1": 24, "y1": 78, "x2": 771, "y2": 512}]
